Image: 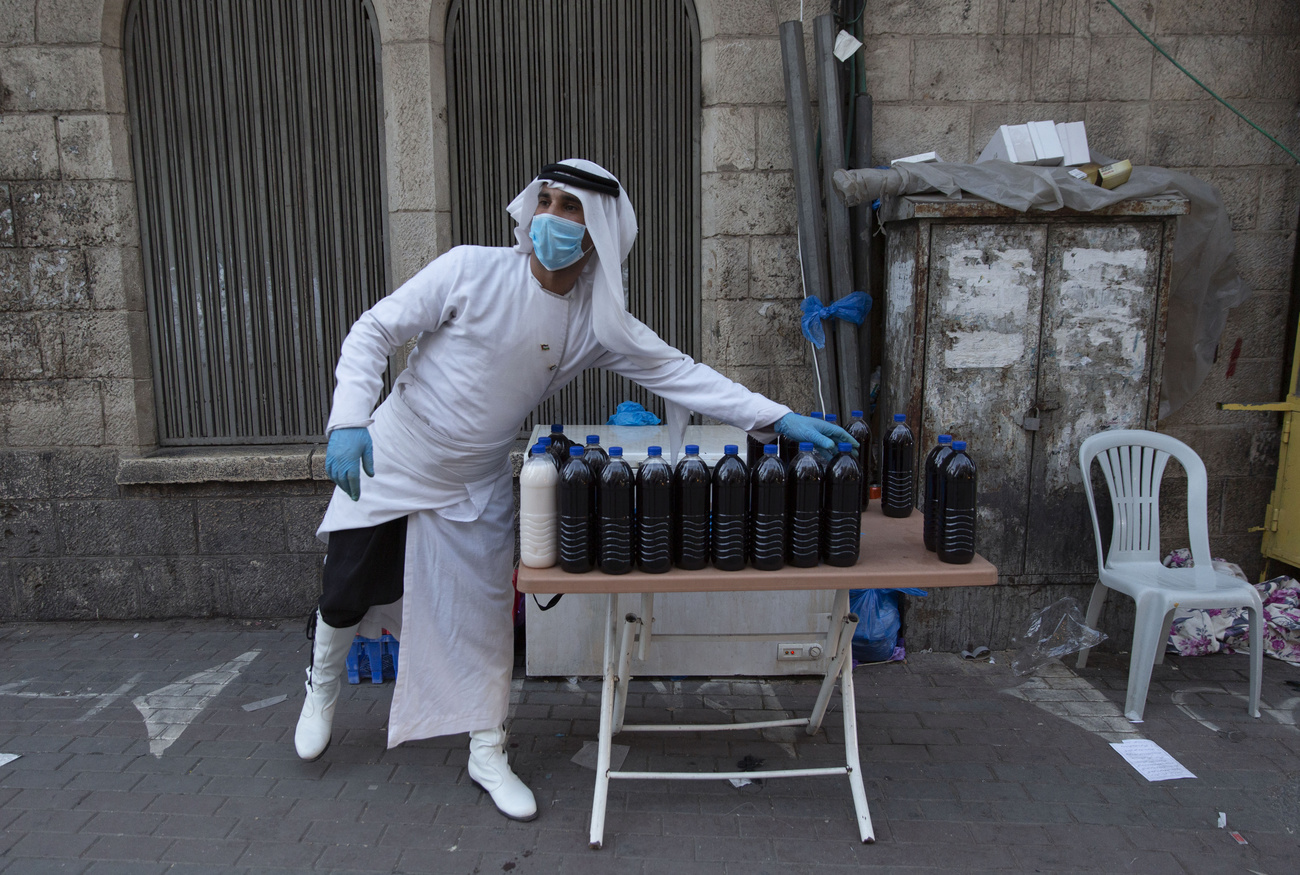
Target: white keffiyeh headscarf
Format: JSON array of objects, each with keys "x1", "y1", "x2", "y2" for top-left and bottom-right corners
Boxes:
[{"x1": 507, "y1": 159, "x2": 691, "y2": 457}]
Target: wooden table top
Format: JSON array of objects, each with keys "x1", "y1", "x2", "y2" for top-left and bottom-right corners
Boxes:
[{"x1": 516, "y1": 504, "x2": 998, "y2": 594}]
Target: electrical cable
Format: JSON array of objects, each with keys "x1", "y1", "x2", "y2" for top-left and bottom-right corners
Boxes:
[{"x1": 1104, "y1": 0, "x2": 1298, "y2": 164}]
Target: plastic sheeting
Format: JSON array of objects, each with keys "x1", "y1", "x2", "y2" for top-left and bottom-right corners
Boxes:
[{"x1": 833, "y1": 160, "x2": 1252, "y2": 418}]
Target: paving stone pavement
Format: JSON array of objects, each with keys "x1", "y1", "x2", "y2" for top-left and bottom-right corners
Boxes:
[{"x1": 0, "y1": 619, "x2": 1297, "y2": 874}]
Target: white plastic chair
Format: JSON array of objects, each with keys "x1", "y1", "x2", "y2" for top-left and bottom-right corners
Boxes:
[{"x1": 1076, "y1": 429, "x2": 1262, "y2": 722}]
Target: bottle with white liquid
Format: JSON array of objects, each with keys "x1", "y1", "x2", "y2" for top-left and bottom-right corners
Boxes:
[{"x1": 519, "y1": 443, "x2": 559, "y2": 568}]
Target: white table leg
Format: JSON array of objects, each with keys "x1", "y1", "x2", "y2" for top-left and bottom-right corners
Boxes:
[
  {"x1": 840, "y1": 639, "x2": 875, "y2": 843},
  {"x1": 612, "y1": 611, "x2": 640, "y2": 734},
  {"x1": 588, "y1": 593, "x2": 619, "y2": 850},
  {"x1": 809, "y1": 609, "x2": 860, "y2": 734},
  {"x1": 637, "y1": 593, "x2": 654, "y2": 660}
]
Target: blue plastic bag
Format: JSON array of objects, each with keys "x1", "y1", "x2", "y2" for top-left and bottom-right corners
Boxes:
[
  {"x1": 606, "y1": 401, "x2": 661, "y2": 426},
  {"x1": 849, "y1": 588, "x2": 926, "y2": 663}
]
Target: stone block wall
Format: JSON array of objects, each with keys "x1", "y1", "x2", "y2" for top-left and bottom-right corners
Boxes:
[{"x1": 0, "y1": 0, "x2": 1296, "y2": 647}]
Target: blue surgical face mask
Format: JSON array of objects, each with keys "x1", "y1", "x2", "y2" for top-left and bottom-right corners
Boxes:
[{"x1": 529, "y1": 213, "x2": 590, "y2": 270}]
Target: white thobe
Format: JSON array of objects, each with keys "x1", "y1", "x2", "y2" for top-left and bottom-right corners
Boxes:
[{"x1": 317, "y1": 245, "x2": 791, "y2": 746}]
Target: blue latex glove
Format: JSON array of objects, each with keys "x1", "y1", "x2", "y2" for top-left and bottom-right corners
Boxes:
[
  {"x1": 773, "y1": 412, "x2": 857, "y2": 460},
  {"x1": 325, "y1": 427, "x2": 374, "y2": 501}
]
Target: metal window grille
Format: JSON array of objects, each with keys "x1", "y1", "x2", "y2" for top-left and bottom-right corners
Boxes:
[
  {"x1": 446, "y1": 0, "x2": 701, "y2": 433},
  {"x1": 124, "y1": 0, "x2": 390, "y2": 445}
]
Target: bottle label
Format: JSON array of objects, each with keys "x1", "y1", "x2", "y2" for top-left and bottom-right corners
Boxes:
[
  {"x1": 712, "y1": 516, "x2": 745, "y2": 564},
  {"x1": 751, "y1": 513, "x2": 784, "y2": 566},
  {"x1": 639, "y1": 518, "x2": 670, "y2": 563}
]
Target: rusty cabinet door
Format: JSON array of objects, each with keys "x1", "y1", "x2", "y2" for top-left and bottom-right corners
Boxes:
[
  {"x1": 1023, "y1": 222, "x2": 1166, "y2": 575},
  {"x1": 920, "y1": 224, "x2": 1048, "y2": 575}
]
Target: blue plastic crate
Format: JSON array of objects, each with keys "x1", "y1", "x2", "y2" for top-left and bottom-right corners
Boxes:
[{"x1": 345, "y1": 633, "x2": 399, "y2": 684}]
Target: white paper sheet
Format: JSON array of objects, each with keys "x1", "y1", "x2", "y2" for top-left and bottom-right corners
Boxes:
[
  {"x1": 0, "y1": 753, "x2": 19, "y2": 767},
  {"x1": 571, "y1": 741, "x2": 629, "y2": 772},
  {"x1": 1109, "y1": 739, "x2": 1196, "y2": 781}
]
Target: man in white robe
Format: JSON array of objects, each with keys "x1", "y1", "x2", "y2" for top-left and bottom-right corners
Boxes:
[{"x1": 294, "y1": 159, "x2": 854, "y2": 821}]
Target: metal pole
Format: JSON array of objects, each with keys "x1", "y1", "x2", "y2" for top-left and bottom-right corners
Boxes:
[
  {"x1": 780, "y1": 20, "x2": 839, "y2": 416},
  {"x1": 851, "y1": 94, "x2": 878, "y2": 447},
  {"x1": 814, "y1": 14, "x2": 861, "y2": 421}
]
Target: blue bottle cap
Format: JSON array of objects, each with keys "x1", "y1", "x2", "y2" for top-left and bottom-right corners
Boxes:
[
  {"x1": 938, "y1": 434, "x2": 952, "y2": 444},
  {"x1": 838, "y1": 442, "x2": 852, "y2": 452},
  {"x1": 810, "y1": 411, "x2": 824, "y2": 420},
  {"x1": 764, "y1": 444, "x2": 779, "y2": 455},
  {"x1": 530, "y1": 443, "x2": 546, "y2": 455},
  {"x1": 550, "y1": 423, "x2": 565, "y2": 433},
  {"x1": 953, "y1": 440, "x2": 967, "y2": 451},
  {"x1": 609, "y1": 446, "x2": 623, "y2": 457},
  {"x1": 538, "y1": 436, "x2": 552, "y2": 446},
  {"x1": 851, "y1": 409, "x2": 863, "y2": 418},
  {"x1": 684, "y1": 444, "x2": 699, "y2": 454},
  {"x1": 799, "y1": 441, "x2": 814, "y2": 452},
  {"x1": 825, "y1": 413, "x2": 838, "y2": 423},
  {"x1": 894, "y1": 413, "x2": 906, "y2": 422},
  {"x1": 587, "y1": 434, "x2": 600, "y2": 444},
  {"x1": 569, "y1": 446, "x2": 584, "y2": 456},
  {"x1": 723, "y1": 444, "x2": 738, "y2": 455},
  {"x1": 647, "y1": 446, "x2": 662, "y2": 456}
]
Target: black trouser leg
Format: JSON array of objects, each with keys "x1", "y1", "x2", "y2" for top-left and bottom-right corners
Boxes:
[{"x1": 319, "y1": 515, "x2": 409, "y2": 628}]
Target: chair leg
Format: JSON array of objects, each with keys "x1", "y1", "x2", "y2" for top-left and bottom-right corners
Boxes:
[
  {"x1": 1153, "y1": 607, "x2": 1176, "y2": 666},
  {"x1": 1124, "y1": 595, "x2": 1169, "y2": 723},
  {"x1": 1076, "y1": 582, "x2": 1108, "y2": 669},
  {"x1": 1247, "y1": 603, "x2": 1263, "y2": 719}
]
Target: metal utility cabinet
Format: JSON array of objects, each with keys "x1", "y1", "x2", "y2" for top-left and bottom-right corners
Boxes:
[{"x1": 881, "y1": 195, "x2": 1188, "y2": 649}]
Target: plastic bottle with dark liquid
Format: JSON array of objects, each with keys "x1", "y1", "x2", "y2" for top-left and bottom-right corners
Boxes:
[
  {"x1": 922, "y1": 434, "x2": 954, "y2": 553},
  {"x1": 672, "y1": 444, "x2": 710, "y2": 570},
  {"x1": 786, "y1": 441, "x2": 823, "y2": 567},
  {"x1": 846, "y1": 410, "x2": 872, "y2": 510},
  {"x1": 711, "y1": 444, "x2": 747, "y2": 571},
  {"x1": 937, "y1": 440, "x2": 977, "y2": 565},
  {"x1": 583, "y1": 435, "x2": 609, "y2": 479},
  {"x1": 598, "y1": 447, "x2": 634, "y2": 574},
  {"x1": 557, "y1": 446, "x2": 594, "y2": 573},
  {"x1": 546, "y1": 424, "x2": 574, "y2": 467},
  {"x1": 583, "y1": 435, "x2": 609, "y2": 558},
  {"x1": 822, "y1": 442, "x2": 862, "y2": 567},
  {"x1": 746, "y1": 434, "x2": 766, "y2": 468},
  {"x1": 636, "y1": 446, "x2": 672, "y2": 574},
  {"x1": 749, "y1": 444, "x2": 787, "y2": 571},
  {"x1": 881, "y1": 413, "x2": 915, "y2": 518},
  {"x1": 536, "y1": 436, "x2": 558, "y2": 469},
  {"x1": 821, "y1": 413, "x2": 841, "y2": 468}
]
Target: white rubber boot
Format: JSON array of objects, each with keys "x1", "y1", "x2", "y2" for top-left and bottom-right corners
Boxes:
[
  {"x1": 294, "y1": 611, "x2": 359, "y2": 761},
  {"x1": 467, "y1": 726, "x2": 537, "y2": 821}
]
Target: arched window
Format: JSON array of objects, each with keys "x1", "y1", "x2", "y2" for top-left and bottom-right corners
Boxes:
[
  {"x1": 446, "y1": 0, "x2": 701, "y2": 430},
  {"x1": 124, "y1": 0, "x2": 389, "y2": 445}
]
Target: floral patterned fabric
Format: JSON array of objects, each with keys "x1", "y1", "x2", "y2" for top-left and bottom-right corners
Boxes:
[{"x1": 1162, "y1": 549, "x2": 1300, "y2": 665}]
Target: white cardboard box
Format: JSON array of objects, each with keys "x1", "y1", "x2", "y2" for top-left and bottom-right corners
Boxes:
[
  {"x1": 977, "y1": 124, "x2": 1037, "y2": 164},
  {"x1": 1026, "y1": 120, "x2": 1064, "y2": 165},
  {"x1": 1056, "y1": 121, "x2": 1090, "y2": 166},
  {"x1": 891, "y1": 151, "x2": 941, "y2": 165}
]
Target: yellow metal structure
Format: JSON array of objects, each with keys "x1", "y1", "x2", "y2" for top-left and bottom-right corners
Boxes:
[{"x1": 1219, "y1": 323, "x2": 1300, "y2": 576}]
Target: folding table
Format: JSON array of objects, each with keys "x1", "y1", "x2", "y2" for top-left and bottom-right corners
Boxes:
[{"x1": 516, "y1": 504, "x2": 997, "y2": 848}]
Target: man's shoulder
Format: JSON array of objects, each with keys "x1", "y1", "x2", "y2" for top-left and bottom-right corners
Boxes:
[{"x1": 435, "y1": 244, "x2": 524, "y2": 267}]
